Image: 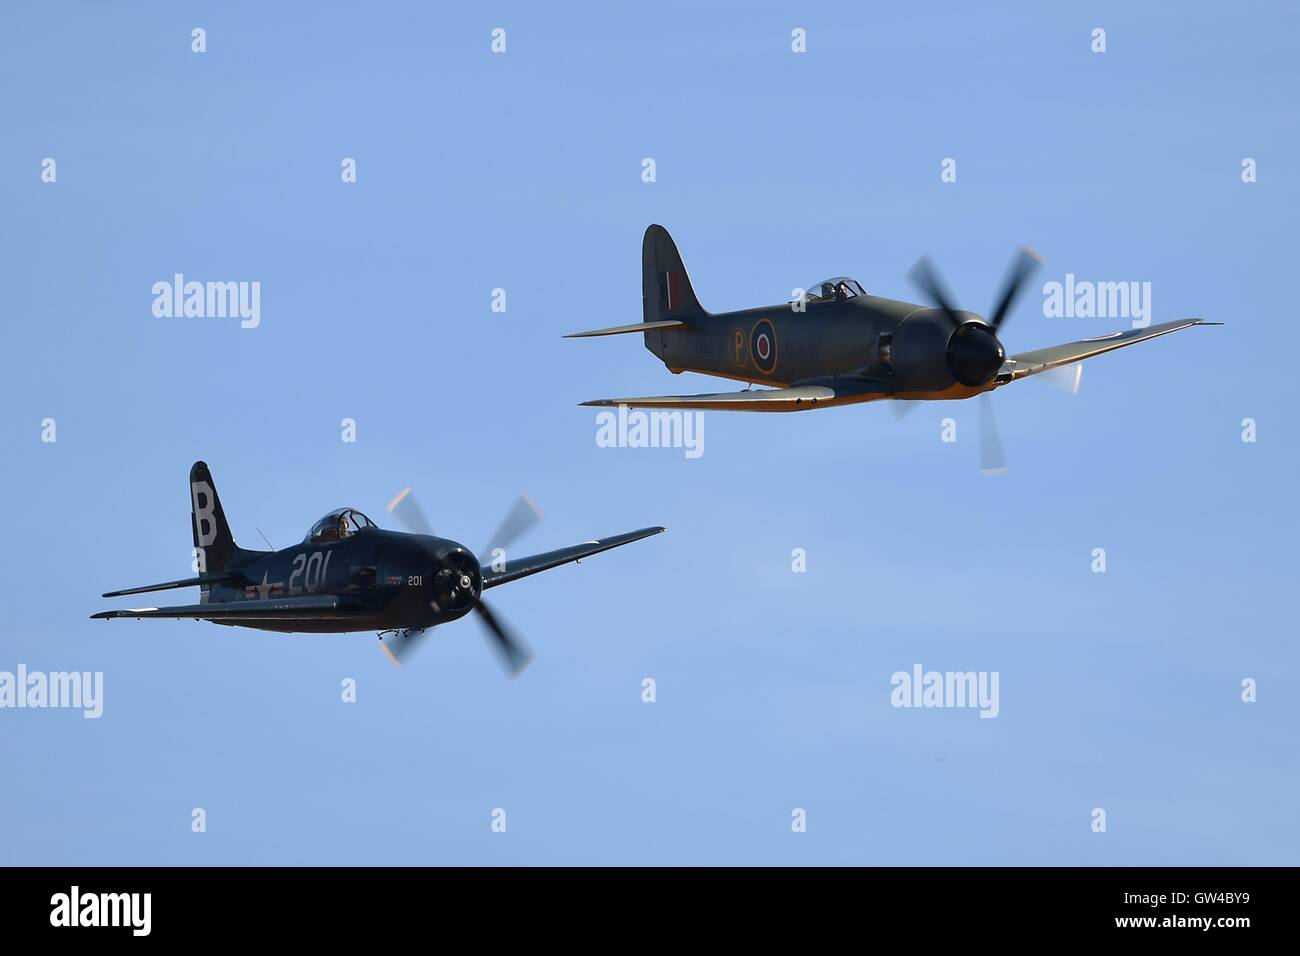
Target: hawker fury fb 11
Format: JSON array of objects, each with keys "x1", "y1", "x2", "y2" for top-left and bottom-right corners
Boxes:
[
  {"x1": 569, "y1": 225, "x2": 1220, "y2": 471},
  {"x1": 92, "y1": 462, "x2": 665, "y2": 676}
]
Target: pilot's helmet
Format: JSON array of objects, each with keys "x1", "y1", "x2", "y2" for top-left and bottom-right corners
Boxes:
[{"x1": 821, "y1": 282, "x2": 835, "y2": 297}]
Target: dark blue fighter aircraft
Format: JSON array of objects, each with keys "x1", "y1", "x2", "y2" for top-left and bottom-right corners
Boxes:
[{"x1": 93, "y1": 462, "x2": 665, "y2": 676}]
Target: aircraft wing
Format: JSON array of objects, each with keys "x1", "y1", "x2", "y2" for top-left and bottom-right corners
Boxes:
[
  {"x1": 1003, "y1": 318, "x2": 1219, "y2": 383},
  {"x1": 579, "y1": 378, "x2": 889, "y2": 412},
  {"x1": 91, "y1": 595, "x2": 351, "y2": 621},
  {"x1": 482, "y1": 526, "x2": 665, "y2": 589}
]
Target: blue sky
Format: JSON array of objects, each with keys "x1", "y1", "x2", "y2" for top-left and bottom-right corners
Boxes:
[{"x1": 1, "y1": 1, "x2": 1296, "y2": 865}]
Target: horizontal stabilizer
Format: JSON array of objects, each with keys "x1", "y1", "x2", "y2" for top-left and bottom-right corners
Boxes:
[
  {"x1": 102, "y1": 573, "x2": 239, "y2": 599},
  {"x1": 563, "y1": 320, "x2": 687, "y2": 339}
]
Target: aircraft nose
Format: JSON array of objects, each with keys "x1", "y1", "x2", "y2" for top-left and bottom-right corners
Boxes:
[
  {"x1": 425, "y1": 543, "x2": 483, "y2": 613},
  {"x1": 946, "y1": 322, "x2": 1005, "y2": 387}
]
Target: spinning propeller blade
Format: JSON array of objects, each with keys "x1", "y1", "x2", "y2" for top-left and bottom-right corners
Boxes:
[
  {"x1": 979, "y1": 393, "x2": 1008, "y2": 476},
  {"x1": 987, "y1": 246, "x2": 1042, "y2": 331},
  {"x1": 891, "y1": 400, "x2": 920, "y2": 421},
  {"x1": 470, "y1": 596, "x2": 532, "y2": 677},
  {"x1": 1039, "y1": 363, "x2": 1083, "y2": 396},
  {"x1": 482, "y1": 493, "x2": 543, "y2": 560},
  {"x1": 906, "y1": 256, "x2": 964, "y2": 327},
  {"x1": 379, "y1": 629, "x2": 426, "y2": 667},
  {"x1": 386, "y1": 486, "x2": 433, "y2": 536},
  {"x1": 908, "y1": 247, "x2": 1041, "y2": 333}
]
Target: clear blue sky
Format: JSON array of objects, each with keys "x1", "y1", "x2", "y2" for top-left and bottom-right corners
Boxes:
[{"x1": 1, "y1": 1, "x2": 1296, "y2": 865}]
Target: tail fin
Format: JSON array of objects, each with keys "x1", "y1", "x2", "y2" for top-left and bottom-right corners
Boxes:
[
  {"x1": 190, "y1": 461, "x2": 239, "y2": 575},
  {"x1": 642, "y1": 225, "x2": 706, "y2": 361}
]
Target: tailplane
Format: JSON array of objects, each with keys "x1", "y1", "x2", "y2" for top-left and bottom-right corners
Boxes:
[{"x1": 563, "y1": 225, "x2": 704, "y2": 351}]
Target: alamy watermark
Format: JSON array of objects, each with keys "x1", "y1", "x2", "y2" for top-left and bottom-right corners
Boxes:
[
  {"x1": 0, "y1": 665, "x2": 103, "y2": 718},
  {"x1": 595, "y1": 405, "x2": 704, "y2": 459},
  {"x1": 890, "y1": 663, "x2": 999, "y2": 718},
  {"x1": 1042, "y1": 274, "x2": 1151, "y2": 328},
  {"x1": 50, "y1": 886, "x2": 150, "y2": 936},
  {"x1": 152, "y1": 274, "x2": 261, "y2": 329}
]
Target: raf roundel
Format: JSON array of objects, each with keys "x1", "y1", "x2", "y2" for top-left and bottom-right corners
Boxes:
[{"x1": 750, "y1": 319, "x2": 778, "y2": 375}]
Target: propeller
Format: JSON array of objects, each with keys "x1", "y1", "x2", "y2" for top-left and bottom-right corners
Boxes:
[
  {"x1": 978, "y1": 394, "x2": 1007, "y2": 475},
  {"x1": 905, "y1": 255, "x2": 964, "y2": 328},
  {"x1": 987, "y1": 246, "x2": 1043, "y2": 330},
  {"x1": 897, "y1": 247, "x2": 1048, "y2": 472},
  {"x1": 891, "y1": 400, "x2": 919, "y2": 421},
  {"x1": 908, "y1": 247, "x2": 1041, "y2": 334},
  {"x1": 1040, "y1": 363, "x2": 1083, "y2": 396},
  {"x1": 482, "y1": 493, "x2": 543, "y2": 560},
  {"x1": 972, "y1": 363, "x2": 1080, "y2": 474},
  {"x1": 386, "y1": 485, "x2": 433, "y2": 535},
  {"x1": 382, "y1": 486, "x2": 537, "y2": 676},
  {"x1": 906, "y1": 247, "x2": 1042, "y2": 389},
  {"x1": 379, "y1": 628, "x2": 426, "y2": 666},
  {"x1": 469, "y1": 594, "x2": 532, "y2": 677}
]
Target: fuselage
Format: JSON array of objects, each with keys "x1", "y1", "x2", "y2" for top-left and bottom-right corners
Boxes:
[
  {"x1": 202, "y1": 529, "x2": 480, "y2": 634},
  {"x1": 648, "y1": 294, "x2": 997, "y2": 401}
]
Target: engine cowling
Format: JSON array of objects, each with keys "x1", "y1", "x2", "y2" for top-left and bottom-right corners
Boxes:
[
  {"x1": 945, "y1": 321, "x2": 1005, "y2": 387},
  {"x1": 384, "y1": 539, "x2": 483, "y2": 629},
  {"x1": 890, "y1": 309, "x2": 1005, "y2": 390},
  {"x1": 429, "y1": 546, "x2": 482, "y2": 614}
]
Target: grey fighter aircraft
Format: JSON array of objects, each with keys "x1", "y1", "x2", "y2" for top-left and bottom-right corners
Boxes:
[{"x1": 569, "y1": 225, "x2": 1218, "y2": 470}]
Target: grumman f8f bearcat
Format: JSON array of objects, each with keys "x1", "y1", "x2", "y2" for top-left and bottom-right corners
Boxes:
[
  {"x1": 569, "y1": 225, "x2": 1219, "y2": 471},
  {"x1": 92, "y1": 462, "x2": 664, "y2": 676}
]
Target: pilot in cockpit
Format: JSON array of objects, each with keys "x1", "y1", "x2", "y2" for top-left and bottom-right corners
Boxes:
[
  {"x1": 821, "y1": 281, "x2": 836, "y2": 300},
  {"x1": 338, "y1": 514, "x2": 351, "y2": 539},
  {"x1": 836, "y1": 281, "x2": 851, "y2": 301}
]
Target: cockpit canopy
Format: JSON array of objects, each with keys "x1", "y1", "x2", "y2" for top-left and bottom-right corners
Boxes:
[
  {"x1": 801, "y1": 277, "x2": 866, "y2": 304},
  {"x1": 305, "y1": 508, "x2": 378, "y2": 543}
]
